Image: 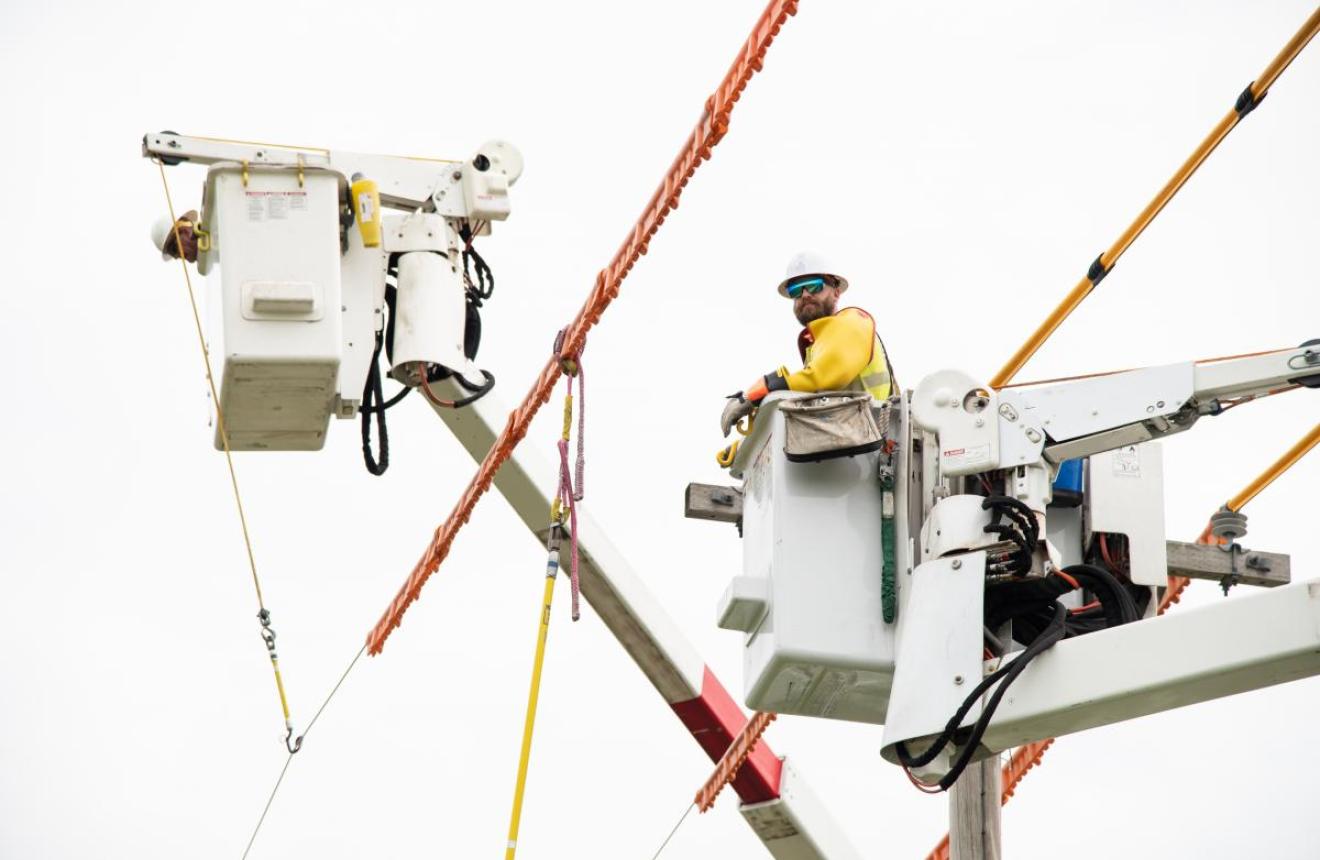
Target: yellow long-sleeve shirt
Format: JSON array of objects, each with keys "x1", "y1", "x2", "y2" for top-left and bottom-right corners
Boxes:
[{"x1": 746, "y1": 307, "x2": 895, "y2": 402}]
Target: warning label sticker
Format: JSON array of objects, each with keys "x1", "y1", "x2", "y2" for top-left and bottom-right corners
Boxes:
[
  {"x1": 942, "y1": 443, "x2": 991, "y2": 471},
  {"x1": 245, "y1": 190, "x2": 309, "y2": 221},
  {"x1": 1112, "y1": 445, "x2": 1141, "y2": 477}
]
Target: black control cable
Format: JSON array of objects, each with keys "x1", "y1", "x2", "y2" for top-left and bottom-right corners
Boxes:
[{"x1": 896, "y1": 602, "x2": 1068, "y2": 790}]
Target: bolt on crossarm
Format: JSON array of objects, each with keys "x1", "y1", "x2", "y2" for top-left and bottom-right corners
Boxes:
[{"x1": 990, "y1": 6, "x2": 1320, "y2": 389}]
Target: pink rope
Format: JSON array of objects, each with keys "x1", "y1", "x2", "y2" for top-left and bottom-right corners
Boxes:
[
  {"x1": 574, "y1": 365, "x2": 585, "y2": 501},
  {"x1": 556, "y1": 370, "x2": 583, "y2": 621},
  {"x1": 557, "y1": 438, "x2": 581, "y2": 620}
]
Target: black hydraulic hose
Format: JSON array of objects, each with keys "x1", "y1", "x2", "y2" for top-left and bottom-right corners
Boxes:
[
  {"x1": 895, "y1": 603, "x2": 1067, "y2": 779},
  {"x1": 983, "y1": 522, "x2": 1032, "y2": 575},
  {"x1": 460, "y1": 224, "x2": 494, "y2": 303},
  {"x1": 454, "y1": 369, "x2": 493, "y2": 395},
  {"x1": 982, "y1": 497, "x2": 1036, "y2": 575},
  {"x1": 1065, "y1": 563, "x2": 1141, "y2": 627},
  {"x1": 451, "y1": 369, "x2": 496, "y2": 406},
  {"x1": 359, "y1": 385, "x2": 410, "y2": 415},
  {"x1": 418, "y1": 368, "x2": 495, "y2": 409},
  {"x1": 936, "y1": 603, "x2": 1067, "y2": 790},
  {"x1": 360, "y1": 338, "x2": 389, "y2": 476},
  {"x1": 982, "y1": 495, "x2": 1039, "y2": 546},
  {"x1": 983, "y1": 574, "x2": 1073, "y2": 631}
]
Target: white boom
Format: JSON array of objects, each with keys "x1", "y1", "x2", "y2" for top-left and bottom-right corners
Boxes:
[
  {"x1": 143, "y1": 131, "x2": 523, "y2": 214},
  {"x1": 422, "y1": 377, "x2": 863, "y2": 860}
]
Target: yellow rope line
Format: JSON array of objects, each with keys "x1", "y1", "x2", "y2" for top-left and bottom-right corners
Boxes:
[
  {"x1": 184, "y1": 132, "x2": 458, "y2": 164},
  {"x1": 155, "y1": 159, "x2": 266, "y2": 608},
  {"x1": 155, "y1": 159, "x2": 295, "y2": 728},
  {"x1": 999, "y1": 346, "x2": 1297, "y2": 389},
  {"x1": 188, "y1": 133, "x2": 329, "y2": 154}
]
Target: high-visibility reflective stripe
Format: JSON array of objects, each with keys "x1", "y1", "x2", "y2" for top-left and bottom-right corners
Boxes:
[
  {"x1": 802, "y1": 330, "x2": 892, "y2": 400},
  {"x1": 861, "y1": 335, "x2": 893, "y2": 400}
]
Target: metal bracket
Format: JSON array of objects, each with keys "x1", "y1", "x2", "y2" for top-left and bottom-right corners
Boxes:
[
  {"x1": 1165, "y1": 540, "x2": 1290, "y2": 589},
  {"x1": 1220, "y1": 543, "x2": 1244, "y2": 596},
  {"x1": 685, "y1": 482, "x2": 744, "y2": 524}
]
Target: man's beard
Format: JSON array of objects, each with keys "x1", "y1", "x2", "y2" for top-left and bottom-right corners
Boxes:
[{"x1": 794, "y1": 296, "x2": 837, "y2": 325}]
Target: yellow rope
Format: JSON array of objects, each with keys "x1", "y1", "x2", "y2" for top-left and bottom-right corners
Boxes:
[
  {"x1": 154, "y1": 159, "x2": 295, "y2": 732},
  {"x1": 183, "y1": 132, "x2": 458, "y2": 164}
]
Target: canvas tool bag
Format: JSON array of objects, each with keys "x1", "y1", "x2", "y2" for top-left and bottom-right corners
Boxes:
[{"x1": 779, "y1": 392, "x2": 883, "y2": 463}]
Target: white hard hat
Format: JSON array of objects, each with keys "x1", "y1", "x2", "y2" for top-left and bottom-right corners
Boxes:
[
  {"x1": 776, "y1": 251, "x2": 848, "y2": 297},
  {"x1": 150, "y1": 215, "x2": 176, "y2": 261}
]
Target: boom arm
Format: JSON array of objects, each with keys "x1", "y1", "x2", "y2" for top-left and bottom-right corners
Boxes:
[
  {"x1": 912, "y1": 343, "x2": 1319, "y2": 510},
  {"x1": 417, "y1": 376, "x2": 864, "y2": 860},
  {"x1": 143, "y1": 131, "x2": 523, "y2": 217},
  {"x1": 1028, "y1": 344, "x2": 1320, "y2": 463}
]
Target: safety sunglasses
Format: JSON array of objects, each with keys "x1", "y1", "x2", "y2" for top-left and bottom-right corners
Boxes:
[{"x1": 785, "y1": 277, "x2": 828, "y2": 298}]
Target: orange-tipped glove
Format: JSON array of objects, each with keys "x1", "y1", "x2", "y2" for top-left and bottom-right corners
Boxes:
[
  {"x1": 720, "y1": 369, "x2": 791, "y2": 436},
  {"x1": 720, "y1": 393, "x2": 756, "y2": 438}
]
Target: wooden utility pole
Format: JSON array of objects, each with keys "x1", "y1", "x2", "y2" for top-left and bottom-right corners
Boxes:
[{"x1": 949, "y1": 756, "x2": 1002, "y2": 860}]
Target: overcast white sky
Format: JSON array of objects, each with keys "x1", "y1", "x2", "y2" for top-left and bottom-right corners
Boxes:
[{"x1": 3, "y1": 1, "x2": 1319, "y2": 858}]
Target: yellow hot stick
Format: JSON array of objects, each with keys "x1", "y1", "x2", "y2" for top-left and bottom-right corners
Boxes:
[
  {"x1": 1228, "y1": 423, "x2": 1320, "y2": 512},
  {"x1": 505, "y1": 548, "x2": 560, "y2": 859},
  {"x1": 271, "y1": 659, "x2": 292, "y2": 722},
  {"x1": 991, "y1": 7, "x2": 1320, "y2": 388}
]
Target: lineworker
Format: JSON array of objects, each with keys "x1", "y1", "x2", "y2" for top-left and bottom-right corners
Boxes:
[
  {"x1": 152, "y1": 210, "x2": 200, "y2": 262},
  {"x1": 720, "y1": 252, "x2": 897, "y2": 436}
]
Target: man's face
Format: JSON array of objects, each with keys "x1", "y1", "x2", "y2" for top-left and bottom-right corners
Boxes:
[{"x1": 792, "y1": 278, "x2": 841, "y2": 325}]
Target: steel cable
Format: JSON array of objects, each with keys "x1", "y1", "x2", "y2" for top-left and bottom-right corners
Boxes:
[
  {"x1": 647, "y1": 803, "x2": 696, "y2": 860},
  {"x1": 241, "y1": 643, "x2": 366, "y2": 859}
]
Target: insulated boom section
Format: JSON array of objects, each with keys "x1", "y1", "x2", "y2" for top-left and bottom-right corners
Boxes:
[{"x1": 980, "y1": 579, "x2": 1320, "y2": 753}]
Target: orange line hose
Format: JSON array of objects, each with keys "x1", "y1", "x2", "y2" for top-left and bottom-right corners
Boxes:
[{"x1": 365, "y1": 0, "x2": 801, "y2": 656}]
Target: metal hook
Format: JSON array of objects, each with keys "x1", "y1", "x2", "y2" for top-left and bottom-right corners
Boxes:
[
  {"x1": 553, "y1": 327, "x2": 581, "y2": 376},
  {"x1": 285, "y1": 726, "x2": 304, "y2": 754},
  {"x1": 257, "y1": 608, "x2": 278, "y2": 653}
]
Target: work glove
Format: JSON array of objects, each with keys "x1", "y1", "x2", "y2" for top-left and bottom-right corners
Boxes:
[{"x1": 720, "y1": 393, "x2": 756, "y2": 438}]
